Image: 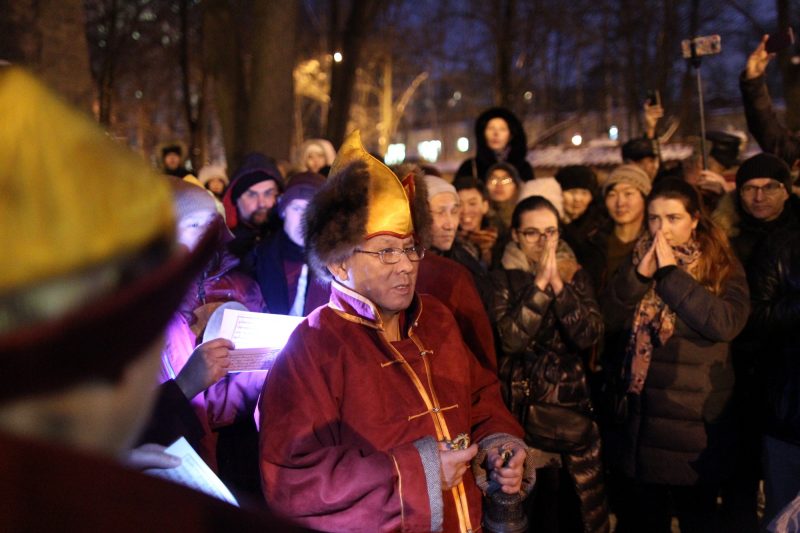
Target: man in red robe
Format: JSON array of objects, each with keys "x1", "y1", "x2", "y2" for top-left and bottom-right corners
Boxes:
[{"x1": 259, "y1": 131, "x2": 532, "y2": 532}]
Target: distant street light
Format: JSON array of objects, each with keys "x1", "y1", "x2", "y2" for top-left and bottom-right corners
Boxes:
[
  {"x1": 571, "y1": 134, "x2": 583, "y2": 146},
  {"x1": 333, "y1": 52, "x2": 343, "y2": 63}
]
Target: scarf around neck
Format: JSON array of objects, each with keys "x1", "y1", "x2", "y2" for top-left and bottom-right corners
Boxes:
[{"x1": 626, "y1": 235, "x2": 701, "y2": 394}]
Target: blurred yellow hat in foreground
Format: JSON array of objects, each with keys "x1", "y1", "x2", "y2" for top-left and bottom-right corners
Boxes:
[{"x1": 0, "y1": 67, "x2": 174, "y2": 294}]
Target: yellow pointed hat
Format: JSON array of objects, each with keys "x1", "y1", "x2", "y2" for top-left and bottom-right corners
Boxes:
[
  {"x1": 329, "y1": 130, "x2": 414, "y2": 239},
  {"x1": 0, "y1": 67, "x2": 174, "y2": 294}
]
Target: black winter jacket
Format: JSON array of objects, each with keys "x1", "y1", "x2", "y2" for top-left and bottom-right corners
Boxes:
[
  {"x1": 740, "y1": 72, "x2": 800, "y2": 166},
  {"x1": 492, "y1": 267, "x2": 604, "y2": 416},
  {"x1": 602, "y1": 260, "x2": 750, "y2": 485},
  {"x1": 749, "y1": 231, "x2": 800, "y2": 444}
]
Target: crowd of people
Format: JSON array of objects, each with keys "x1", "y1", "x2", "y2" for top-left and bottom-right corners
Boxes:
[{"x1": 2, "y1": 36, "x2": 800, "y2": 533}]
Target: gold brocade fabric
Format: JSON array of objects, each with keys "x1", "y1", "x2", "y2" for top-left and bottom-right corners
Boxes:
[
  {"x1": 0, "y1": 67, "x2": 174, "y2": 293},
  {"x1": 329, "y1": 130, "x2": 414, "y2": 239}
]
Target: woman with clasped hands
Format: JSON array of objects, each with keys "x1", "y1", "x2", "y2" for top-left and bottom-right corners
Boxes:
[
  {"x1": 602, "y1": 178, "x2": 750, "y2": 533},
  {"x1": 491, "y1": 195, "x2": 608, "y2": 533}
]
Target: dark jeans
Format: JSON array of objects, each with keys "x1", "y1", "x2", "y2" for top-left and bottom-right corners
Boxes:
[
  {"x1": 763, "y1": 435, "x2": 800, "y2": 526},
  {"x1": 614, "y1": 479, "x2": 720, "y2": 533},
  {"x1": 527, "y1": 466, "x2": 584, "y2": 533}
]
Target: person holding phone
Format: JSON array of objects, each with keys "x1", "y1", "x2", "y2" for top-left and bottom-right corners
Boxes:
[{"x1": 740, "y1": 33, "x2": 800, "y2": 176}]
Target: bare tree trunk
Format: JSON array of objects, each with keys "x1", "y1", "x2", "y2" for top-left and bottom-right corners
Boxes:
[
  {"x1": 0, "y1": 0, "x2": 94, "y2": 113},
  {"x1": 325, "y1": 2, "x2": 383, "y2": 148},
  {"x1": 247, "y1": 1, "x2": 298, "y2": 161},
  {"x1": 494, "y1": 0, "x2": 516, "y2": 109},
  {"x1": 203, "y1": 0, "x2": 247, "y2": 169}
]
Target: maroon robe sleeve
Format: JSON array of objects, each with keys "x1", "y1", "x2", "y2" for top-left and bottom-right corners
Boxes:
[{"x1": 259, "y1": 321, "x2": 434, "y2": 532}]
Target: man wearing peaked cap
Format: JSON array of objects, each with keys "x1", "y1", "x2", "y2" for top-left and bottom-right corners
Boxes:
[
  {"x1": 259, "y1": 131, "x2": 533, "y2": 532},
  {"x1": 0, "y1": 67, "x2": 292, "y2": 531}
]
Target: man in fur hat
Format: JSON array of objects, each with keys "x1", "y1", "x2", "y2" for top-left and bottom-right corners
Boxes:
[
  {"x1": 0, "y1": 67, "x2": 292, "y2": 530},
  {"x1": 259, "y1": 131, "x2": 532, "y2": 532}
]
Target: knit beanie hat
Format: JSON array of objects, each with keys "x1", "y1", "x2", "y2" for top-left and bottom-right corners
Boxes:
[
  {"x1": 736, "y1": 153, "x2": 793, "y2": 194},
  {"x1": 277, "y1": 172, "x2": 325, "y2": 216},
  {"x1": 519, "y1": 177, "x2": 564, "y2": 219},
  {"x1": 423, "y1": 175, "x2": 458, "y2": 203},
  {"x1": 172, "y1": 179, "x2": 219, "y2": 221},
  {"x1": 621, "y1": 138, "x2": 656, "y2": 162},
  {"x1": 230, "y1": 169, "x2": 281, "y2": 203},
  {"x1": 555, "y1": 165, "x2": 598, "y2": 195},
  {"x1": 603, "y1": 164, "x2": 652, "y2": 197}
]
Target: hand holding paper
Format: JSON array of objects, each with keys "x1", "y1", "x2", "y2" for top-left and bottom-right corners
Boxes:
[
  {"x1": 175, "y1": 338, "x2": 234, "y2": 398},
  {"x1": 204, "y1": 307, "x2": 304, "y2": 373}
]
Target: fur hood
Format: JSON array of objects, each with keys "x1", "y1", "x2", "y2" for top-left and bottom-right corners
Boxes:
[
  {"x1": 475, "y1": 107, "x2": 528, "y2": 166},
  {"x1": 303, "y1": 161, "x2": 432, "y2": 280}
]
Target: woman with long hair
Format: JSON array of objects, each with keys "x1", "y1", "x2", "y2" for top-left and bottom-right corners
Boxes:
[
  {"x1": 602, "y1": 178, "x2": 750, "y2": 532},
  {"x1": 491, "y1": 195, "x2": 609, "y2": 533}
]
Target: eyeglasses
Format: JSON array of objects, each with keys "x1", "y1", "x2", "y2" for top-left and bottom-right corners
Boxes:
[
  {"x1": 488, "y1": 176, "x2": 514, "y2": 187},
  {"x1": 517, "y1": 227, "x2": 558, "y2": 243},
  {"x1": 740, "y1": 181, "x2": 785, "y2": 197},
  {"x1": 354, "y1": 246, "x2": 426, "y2": 265}
]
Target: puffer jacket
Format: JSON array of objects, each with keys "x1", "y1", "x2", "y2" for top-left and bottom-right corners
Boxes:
[
  {"x1": 491, "y1": 245, "x2": 608, "y2": 532},
  {"x1": 749, "y1": 231, "x2": 800, "y2": 444},
  {"x1": 602, "y1": 258, "x2": 750, "y2": 485}
]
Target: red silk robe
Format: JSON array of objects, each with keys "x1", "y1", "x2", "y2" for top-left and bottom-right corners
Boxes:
[
  {"x1": 417, "y1": 253, "x2": 498, "y2": 372},
  {"x1": 259, "y1": 282, "x2": 523, "y2": 532}
]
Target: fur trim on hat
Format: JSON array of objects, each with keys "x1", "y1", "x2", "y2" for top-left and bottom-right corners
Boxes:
[
  {"x1": 304, "y1": 162, "x2": 371, "y2": 280},
  {"x1": 304, "y1": 162, "x2": 432, "y2": 281}
]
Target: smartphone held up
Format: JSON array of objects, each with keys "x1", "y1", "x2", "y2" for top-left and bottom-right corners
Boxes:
[{"x1": 681, "y1": 35, "x2": 722, "y2": 59}]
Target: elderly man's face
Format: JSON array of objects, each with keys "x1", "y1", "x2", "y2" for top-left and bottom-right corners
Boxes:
[
  {"x1": 429, "y1": 192, "x2": 460, "y2": 251},
  {"x1": 236, "y1": 180, "x2": 279, "y2": 226},
  {"x1": 334, "y1": 234, "x2": 419, "y2": 319},
  {"x1": 739, "y1": 177, "x2": 789, "y2": 222}
]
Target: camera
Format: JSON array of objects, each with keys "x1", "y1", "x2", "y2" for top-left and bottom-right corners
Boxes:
[{"x1": 681, "y1": 35, "x2": 722, "y2": 59}]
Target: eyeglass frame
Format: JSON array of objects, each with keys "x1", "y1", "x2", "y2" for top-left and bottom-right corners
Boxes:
[
  {"x1": 487, "y1": 176, "x2": 515, "y2": 187},
  {"x1": 740, "y1": 180, "x2": 785, "y2": 197},
  {"x1": 516, "y1": 227, "x2": 559, "y2": 243},
  {"x1": 353, "y1": 245, "x2": 426, "y2": 265}
]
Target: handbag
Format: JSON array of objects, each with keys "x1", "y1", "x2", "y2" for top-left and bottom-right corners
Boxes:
[{"x1": 502, "y1": 346, "x2": 595, "y2": 454}]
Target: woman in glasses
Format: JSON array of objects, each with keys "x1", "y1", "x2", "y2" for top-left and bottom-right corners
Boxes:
[
  {"x1": 491, "y1": 195, "x2": 609, "y2": 533},
  {"x1": 602, "y1": 178, "x2": 749, "y2": 532},
  {"x1": 486, "y1": 162, "x2": 523, "y2": 228}
]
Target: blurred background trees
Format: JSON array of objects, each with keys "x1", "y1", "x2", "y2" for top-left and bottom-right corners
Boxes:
[{"x1": 0, "y1": 0, "x2": 796, "y2": 169}]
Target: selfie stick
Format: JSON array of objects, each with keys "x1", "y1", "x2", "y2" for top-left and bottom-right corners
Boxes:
[{"x1": 690, "y1": 43, "x2": 709, "y2": 170}]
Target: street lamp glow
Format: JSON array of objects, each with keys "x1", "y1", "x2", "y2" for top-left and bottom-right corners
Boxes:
[
  {"x1": 385, "y1": 143, "x2": 406, "y2": 166},
  {"x1": 609, "y1": 125, "x2": 619, "y2": 141},
  {"x1": 333, "y1": 52, "x2": 343, "y2": 63},
  {"x1": 457, "y1": 137, "x2": 469, "y2": 152},
  {"x1": 418, "y1": 140, "x2": 441, "y2": 163},
  {"x1": 571, "y1": 134, "x2": 583, "y2": 147}
]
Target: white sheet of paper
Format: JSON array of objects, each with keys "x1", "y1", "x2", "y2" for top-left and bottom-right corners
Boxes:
[
  {"x1": 227, "y1": 347, "x2": 282, "y2": 372},
  {"x1": 145, "y1": 437, "x2": 239, "y2": 507},
  {"x1": 211, "y1": 309, "x2": 304, "y2": 372}
]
